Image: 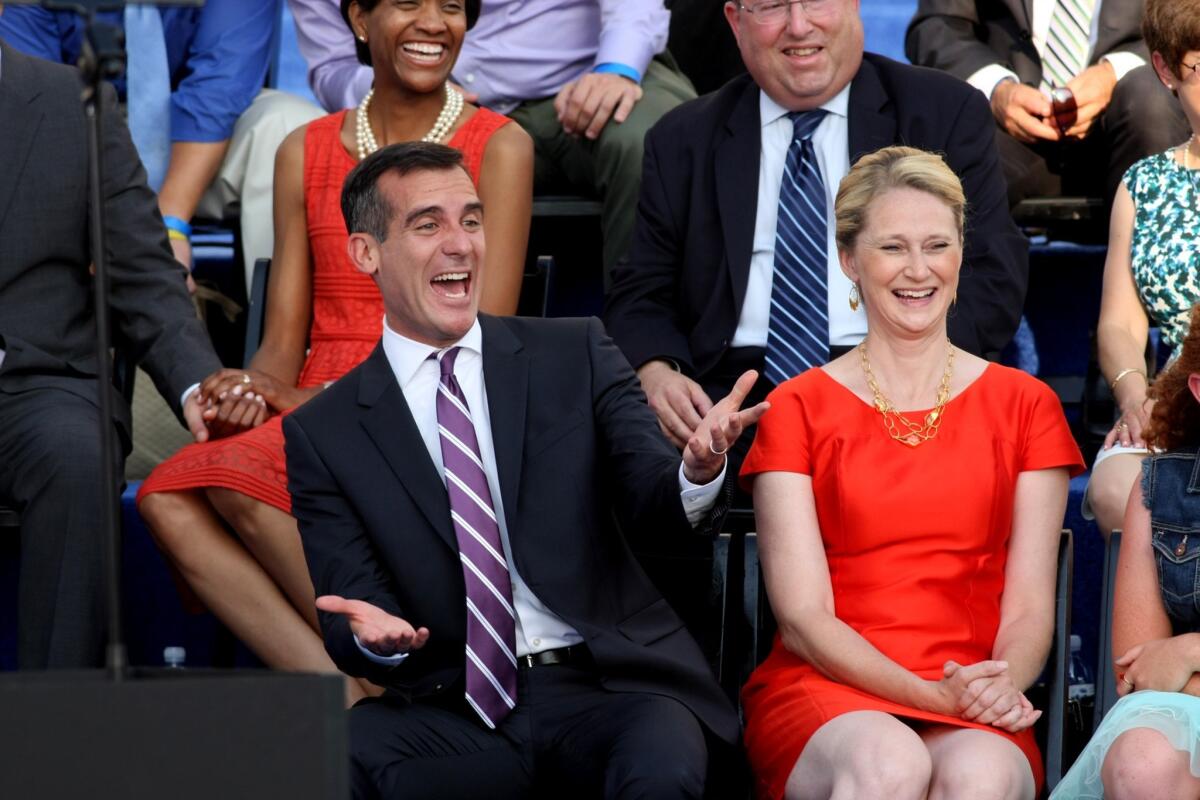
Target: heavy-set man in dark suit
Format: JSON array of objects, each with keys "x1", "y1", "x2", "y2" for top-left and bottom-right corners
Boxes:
[
  {"x1": 0, "y1": 39, "x2": 222, "y2": 668},
  {"x1": 604, "y1": 0, "x2": 1025, "y2": 464},
  {"x1": 906, "y1": 0, "x2": 1189, "y2": 204},
  {"x1": 284, "y1": 143, "x2": 760, "y2": 799}
]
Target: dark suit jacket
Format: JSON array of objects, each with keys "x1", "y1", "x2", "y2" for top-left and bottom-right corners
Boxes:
[
  {"x1": 905, "y1": 0, "x2": 1147, "y2": 87},
  {"x1": 604, "y1": 53, "x2": 1027, "y2": 380},
  {"x1": 0, "y1": 43, "x2": 219, "y2": 435},
  {"x1": 284, "y1": 315, "x2": 739, "y2": 744}
]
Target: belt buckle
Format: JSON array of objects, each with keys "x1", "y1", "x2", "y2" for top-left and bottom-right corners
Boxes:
[{"x1": 519, "y1": 653, "x2": 536, "y2": 669}]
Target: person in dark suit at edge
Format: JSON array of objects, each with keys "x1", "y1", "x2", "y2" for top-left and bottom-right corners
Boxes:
[
  {"x1": 0, "y1": 30, "x2": 224, "y2": 668},
  {"x1": 604, "y1": 0, "x2": 1027, "y2": 485},
  {"x1": 284, "y1": 141, "x2": 763, "y2": 799},
  {"x1": 906, "y1": 0, "x2": 1190, "y2": 207}
]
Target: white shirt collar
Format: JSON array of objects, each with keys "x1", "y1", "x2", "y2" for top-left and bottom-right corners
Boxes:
[
  {"x1": 380, "y1": 316, "x2": 483, "y2": 389},
  {"x1": 759, "y1": 82, "x2": 850, "y2": 128}
]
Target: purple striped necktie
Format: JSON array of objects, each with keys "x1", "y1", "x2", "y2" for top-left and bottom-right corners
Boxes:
[{"x1": 434, "y1": 347, "x2": 518, "y2": 728}]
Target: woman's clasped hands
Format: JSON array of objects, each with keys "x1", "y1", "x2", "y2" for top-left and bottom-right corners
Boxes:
[{"x1": 933, "y1": 659, "x2": 1041, "y2": 733}]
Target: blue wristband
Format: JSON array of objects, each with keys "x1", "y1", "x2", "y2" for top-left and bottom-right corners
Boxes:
[
  {"x1": 163, "y1": 215, "x2": 193, "y2": 239},
  {"x1": 592, "y1": 62, "x2": 642, "y2": 84}
]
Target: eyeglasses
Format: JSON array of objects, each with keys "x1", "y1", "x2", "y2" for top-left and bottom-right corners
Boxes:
[
  {"x1": 1182, "y1": 61, "x2": 1200, "y2": 80},
  {"x1": 738, "y1": 0, "x2": 837, "y2": 26}
]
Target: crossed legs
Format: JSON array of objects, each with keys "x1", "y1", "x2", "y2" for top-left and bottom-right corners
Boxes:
[
  {"x1": 139, "y1": 487, "x2": 374, "y2": 704},
  {"x1": 784, "y1": 711, "x2": 1033, "y2": 800}
]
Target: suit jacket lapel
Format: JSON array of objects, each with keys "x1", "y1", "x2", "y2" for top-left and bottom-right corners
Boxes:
[
  {"x1": 479, "y1": 315, "x2": 527, "y2": 536},
  {"x1": 847, "y1": 58, "x2": 897, "y2": 165},
  {"x1": 714, "y1": 77, "x2": 762, "y2": 315},
  {"x1": 0, "y1": 46, "x2": 45, "y2": 233},
  {"x1": 1018, "y1": 0, "x2": 1034, "y2": 33},
  {"x1": 357, "y1": 344, "x2": 457, "y2": 551}
]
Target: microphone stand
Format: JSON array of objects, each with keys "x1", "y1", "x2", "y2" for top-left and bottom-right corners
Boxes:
[{"x1": 6, "y1": 0, "x2": 201, "y2": 680}]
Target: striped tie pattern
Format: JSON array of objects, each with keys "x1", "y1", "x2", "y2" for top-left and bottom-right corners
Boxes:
[
  {"x1": 435, "y1": 348, "x2": 518, "y2": 728},
  {"x1": 765, "y1": 110, "x2": 829, "y2": 386},
  {"x1": 1040, "y1": 0, "x2": 1097, "y2": 91}
]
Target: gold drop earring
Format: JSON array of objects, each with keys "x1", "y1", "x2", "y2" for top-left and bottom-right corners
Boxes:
[{"x1": 848, "y1": 283, "x2": 861, "y2": 312}]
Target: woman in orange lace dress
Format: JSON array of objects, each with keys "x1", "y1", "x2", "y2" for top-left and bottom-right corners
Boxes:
[{"x1": 137, "y1": 0, "x2": 532, "y2": 703}]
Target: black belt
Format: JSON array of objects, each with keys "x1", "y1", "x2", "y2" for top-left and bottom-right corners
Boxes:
[{"x1": 518, "y1": 644, "x2": 591, "y2": 669}]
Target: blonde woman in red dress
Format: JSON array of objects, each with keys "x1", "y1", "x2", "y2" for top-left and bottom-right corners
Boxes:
[
  {"x1": 137, "y1": 0, "x2": 532, "y2": 704},
  {"x1": 740, "y1": 146, "x2": 1083, "y2": 799}
]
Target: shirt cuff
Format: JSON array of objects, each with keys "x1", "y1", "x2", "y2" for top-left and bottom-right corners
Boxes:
[
  {"x1": 1101, "y1": 52, "x2": 1147, "y2": 82},
  {"x1": 966, "y1": 64, "x2": 1020, "y2": 100},
  {"x1": 354, "y1": 634, "x2": 409, "y2": 665},
  {"x1": 181, "y1": 382, "x2": 201, "y2": 412},
  {"x1": 592, "y1": 62, "x2": 642, "y2": 84},
  {"x1": 678, "y1": 461, "x2": 726, "y2": 526}
]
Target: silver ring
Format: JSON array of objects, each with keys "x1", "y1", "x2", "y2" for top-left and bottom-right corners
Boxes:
[
  {"x1": 708, "y1": 440, "x2": 729, "y2": 457},
  {"x1": 241, "y1": 374, "x2": 252, "y2": 385}
]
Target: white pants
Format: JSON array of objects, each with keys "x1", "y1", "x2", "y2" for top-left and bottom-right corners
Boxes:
[{"x1": 196, "y1": 88, "x2": 325, "y2": 294}]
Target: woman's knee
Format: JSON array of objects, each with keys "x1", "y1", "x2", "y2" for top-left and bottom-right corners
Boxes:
[
  {"x1": 1089, "y1": 455, "x2": 1144, "y2": 533},
  {"x1": 1102, "y1": 727, "x2": 1195, "y2": 800},
  {"x1": 929, "y1": 744, "x2": 1031, "y2": 800},
  {"x1": 139, "y1": 490, "x2": 203, "y2": 550},
  {"x1": 829, "y1": 727, "x2": 932, "y2": 800}
]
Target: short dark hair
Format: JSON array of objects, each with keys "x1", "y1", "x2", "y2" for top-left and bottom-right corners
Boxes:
[
  {"x1": 1144, "y1": 0, "x2": 1200, "y2": 76},
  {"x1": 341, "y1": 142, "x2": 470, "y2": 242},
  {"x1": 341, "y1": 0, "x2": 482, "y2": 66}
]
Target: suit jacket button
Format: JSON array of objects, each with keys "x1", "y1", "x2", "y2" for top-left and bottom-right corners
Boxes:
[{"x1": 435, "y1": 684, "x2": 443, "y2": 691}]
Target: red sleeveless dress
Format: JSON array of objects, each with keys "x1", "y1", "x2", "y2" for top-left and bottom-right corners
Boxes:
[{"x1": 138, "y1": 107, "x2": 512, "y2": 512}]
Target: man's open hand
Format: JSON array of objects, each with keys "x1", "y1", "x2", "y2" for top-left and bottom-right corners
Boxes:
[{"x1": 316, "y1": 595, "x2": 430, "y2": 657}]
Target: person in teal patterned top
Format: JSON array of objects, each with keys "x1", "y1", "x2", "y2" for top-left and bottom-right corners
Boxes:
[{"x1": 1083, "y1": 0, "x2": 1200, "y2": 542}]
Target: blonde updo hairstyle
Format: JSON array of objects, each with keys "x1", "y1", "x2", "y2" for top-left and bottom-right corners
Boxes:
[{"x1": 834, "y1": 146, "x2": 966, "y2": 253}]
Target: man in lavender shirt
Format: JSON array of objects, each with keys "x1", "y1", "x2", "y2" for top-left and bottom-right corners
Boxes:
[{"x1": 288, "y1": 0, "x2": 697, "y2": 282}]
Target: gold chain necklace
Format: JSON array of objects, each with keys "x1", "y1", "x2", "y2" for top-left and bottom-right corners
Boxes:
[{"x1": 858, "y1": 338, "x2": 955, "y2": 447}]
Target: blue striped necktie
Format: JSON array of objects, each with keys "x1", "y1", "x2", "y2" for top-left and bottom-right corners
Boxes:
[{"x1": 765, "y1": 109, "x2": 829, "y2": 386}]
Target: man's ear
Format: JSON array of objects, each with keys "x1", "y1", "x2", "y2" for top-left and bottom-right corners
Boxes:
[
  {"x1": 723, "y1": 1, "x2": 742, "y2": 45},
  {"x1": 346, "y1": 232, "x2": 380, "y2": 277}
]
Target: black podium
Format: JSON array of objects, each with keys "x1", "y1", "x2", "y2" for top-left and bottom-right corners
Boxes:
[{"x1": 0, "y1": 670, "x2": 348, "y2": 799}]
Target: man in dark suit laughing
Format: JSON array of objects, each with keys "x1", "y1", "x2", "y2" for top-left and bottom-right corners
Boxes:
[{"x1": 284, "y1": 142, "x2": 764, "y2": 799}]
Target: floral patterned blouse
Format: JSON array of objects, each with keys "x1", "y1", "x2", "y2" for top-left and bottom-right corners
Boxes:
[{"x1": 1127, "y1": 149, "x2": 1200, "y2": 359}]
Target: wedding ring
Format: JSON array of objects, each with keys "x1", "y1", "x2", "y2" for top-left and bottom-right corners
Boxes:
[
  {"x1": 708, "y1": 440, "x2": 729, "y2": 457},
  {"x1": 1118, "y1": 421, "x2": 1128, "y2": 429},
  {"x1": 241, "y1": 374, "x2": 252, "y2": 385}
]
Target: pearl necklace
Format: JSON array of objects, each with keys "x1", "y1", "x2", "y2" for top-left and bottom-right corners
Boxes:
[{"x1": 355, "y1": 83, "x2": 463, "y2": 161}]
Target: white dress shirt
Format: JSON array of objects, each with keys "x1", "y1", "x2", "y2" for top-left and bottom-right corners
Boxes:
[
  {"x1": 358, "y1": 318, "x2": 724, "y2": 664},
  {"x1": 733, "y1": 84, "x2": 866, "y2": 350},
  {"x1": 965, "y1": 0, "x2": 1146, "y2": 99}
]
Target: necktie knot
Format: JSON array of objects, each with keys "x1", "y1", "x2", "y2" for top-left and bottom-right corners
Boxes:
[
  {"x1": 437, "y1": 347, "x2": 461, "y2": 378},
  {"x1": 789, "y1": 109, "x2": 827, "y2": 143}
]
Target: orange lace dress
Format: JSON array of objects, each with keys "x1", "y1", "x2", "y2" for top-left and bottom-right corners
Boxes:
[{"x1": 138, "y1": 107, "x2": 513, "y2": 512}]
